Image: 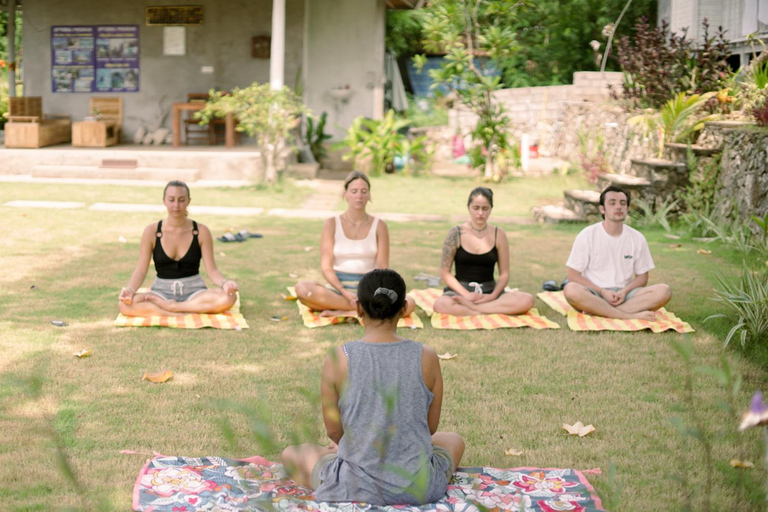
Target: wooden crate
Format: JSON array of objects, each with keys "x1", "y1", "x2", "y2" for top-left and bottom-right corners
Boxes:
[
  {"x1": 4, "y1": 118, "x2": 72, "y2": 148},
  {"x1": 72, "y1": 121, "x2": 118, "y2": 147}
]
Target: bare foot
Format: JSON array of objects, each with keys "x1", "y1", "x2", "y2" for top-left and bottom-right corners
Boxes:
[
  {"x1": 634, "y1": 310, "x2": 657, "y2": 321},
  {"x1": 144, "y1": 294, "x2": 180, "y2": 312},
  {"x1": 319, "y1": 309, "x2": 357, "y2": 318}
]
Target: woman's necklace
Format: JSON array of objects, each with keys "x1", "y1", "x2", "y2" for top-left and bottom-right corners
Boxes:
[
  {"x1": 342, "y1": 213, "x2": 369, "y2": 238},
  {"x1": 468, "y1": 223, "x2": 488, "y2": 252}
]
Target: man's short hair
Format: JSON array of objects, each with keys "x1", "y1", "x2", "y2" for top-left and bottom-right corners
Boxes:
[{"x1": 599, "y1": 186, "x2": 630, "y2": 220}]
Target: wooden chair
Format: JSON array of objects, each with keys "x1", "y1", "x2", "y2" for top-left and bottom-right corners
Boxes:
[
  {"x1": 184, "y1": 93, "x2": 214, "y2": 145},
  {"x1": 72, "y1": 97, "x2": 123, "y2": 147},
  {"x1": 4, "y1": 97, "x2": 72, "y2": 148}
]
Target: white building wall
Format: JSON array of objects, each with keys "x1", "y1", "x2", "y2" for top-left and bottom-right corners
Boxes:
[
  {"x1": 22, "y1": 0, "x2": 305, "y2": 137},
  {"x1": 304, "y1": 0, "x2": 384, "y2": 138}
]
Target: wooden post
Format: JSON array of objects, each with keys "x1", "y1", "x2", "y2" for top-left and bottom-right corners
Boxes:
[
  {"x1": 269, "y1": 0, "x2": 285, "y2": 90},
  {"x1": 7, "y1": 0, "x2": 17, "y2": 97}
]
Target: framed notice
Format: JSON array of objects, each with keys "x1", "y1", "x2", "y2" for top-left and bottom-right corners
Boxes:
[
  {"x1": 163, "y1": 26, "x2": 186, "y2": 56},
  {"x1": 146, "y1": 6, "x2": 204, "y2": 25},
  {"x1": 52, "y1": 25, "x2": 139, "y2": 93}
]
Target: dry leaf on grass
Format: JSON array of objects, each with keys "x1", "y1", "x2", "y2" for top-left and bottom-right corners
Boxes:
[
  {"x1": 270, "y1": 316, "x2": 288, "y2": 322},
  {"x1": 669, "y1": 244, "x2": 682, "y2": 248},
  {"x1": 505, "y1": 448, "x2": 523, "y2": 456},
  {"x1": 118, "y1": 236, "x2": 127, "y2": 243},
  {"x1": 563, "y1": 421, "x2": 595, "y2": 437},
  {"x1": 437, "y1": 353, "x2": 457, "y2": 360},
  {"x1": 73, "y1": 350, "x2": 91, "y2": 358},
  {"x1": 664, "y1": 234, "x2": 681, "y2": 240},
  {"x1": 289, "y1": 273, "x2": 298, "y2": 278},
  {"x1": 697, "y1": 249, "x2": 712, "y2": 255},
  {"x1": 142, "y1": 370, "x2": 174, "y2": 383},
  {"x1": 730, "y1": 459, "x2": 754, "y2": 469},
  {"x1": 304, "y1": 246, "x2": 313, "y2": 252},
  {"x1": 281, "y1": 293, "x2": 297, "y2": 301}
]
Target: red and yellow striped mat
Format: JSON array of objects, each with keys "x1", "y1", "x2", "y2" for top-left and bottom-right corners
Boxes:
[
  {"x1": 410, "y1": 288, "x2": 560, "y2": 331},
  {"x1": 287, "y1": 287, "x2": 424, "y2": 329},
  {"x1": 114, "y1": 290, "x2": 249, "y2": 330},
  {"x1": 537, "y1": 291, "x2": 694, "y2": 333}
]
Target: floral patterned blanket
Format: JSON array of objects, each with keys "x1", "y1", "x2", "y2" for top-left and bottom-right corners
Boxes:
[{"x1": 133, "y1": 455, "x2": 606, "y2": 511}]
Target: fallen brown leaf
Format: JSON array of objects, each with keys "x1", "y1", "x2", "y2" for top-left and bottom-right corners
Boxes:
[
  {"x1": 669, "y1": 244, "x2": 682, "y2": 248},
  {"x1": 303, "y1": 246, "x2": 313, "y2": 252},
  {"x1": 73, "y1": 350, "x2": 91, "y2": 358},
  {"x1": 289, "y1": 273, "x2": 299, "y2": 279},
  {"x1": 142, "y1": 370, "x2": 174, "y2": 383},
  {"x1": 504, "y1": 448, "x2": 523, "y2": 456},
  {"x1": 281, "y1": 293, "x2": 297, "y2": 301},
  {"x1": 730, "y1": 459, "x2": 754, "y2": 469},
  {"x1": 437, "y1": 353, "x2": 458, "y2": 360},
  {"x1": 664, "y1": 234, "x2": 681, "y2": 240},
  {"x1": 697, "y1": 249, "x2": 712, "y2": 255},
  {"x1": 563, "y1": 421, "x2": 595, "y2": 437}
]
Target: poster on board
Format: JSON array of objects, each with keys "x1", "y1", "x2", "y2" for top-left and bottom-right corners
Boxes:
[{"x1": 52, "y1": 25, "x2": 139, "y2": 93}]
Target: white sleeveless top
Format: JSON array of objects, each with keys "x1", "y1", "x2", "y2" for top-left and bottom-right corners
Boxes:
[{"x1": 333, "y1": 215, "x2": 379, "y2": 274}]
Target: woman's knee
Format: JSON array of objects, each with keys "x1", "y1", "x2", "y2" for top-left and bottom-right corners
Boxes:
[
  {"x1": 516, "y1": 292, "x2": 535, "y2": 312},
  {"x1": 432, "y1": 296, "x2": 452, "y2": 314},
  {"x1": 295, "y1": 281, "x2": 314, "y2": 300},
  {"x1": 118, "y1": 301, "x2": 133, "y2": 316}
]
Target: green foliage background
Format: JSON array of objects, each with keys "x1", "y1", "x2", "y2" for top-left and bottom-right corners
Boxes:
[{"x1": 386, "y1": 0, "x2": 658, "y2": 87}]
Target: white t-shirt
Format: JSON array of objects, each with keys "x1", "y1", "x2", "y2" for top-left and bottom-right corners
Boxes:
[{"x1": 565, "y1": 222, "x2": 655, "y2": 289}]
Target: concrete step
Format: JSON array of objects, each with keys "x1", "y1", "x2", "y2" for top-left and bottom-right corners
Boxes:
[
  {"x1": 629, "y1": 158, "x2": 688, "y2": 189},
  {"x1": 563, "y1": 189, "x2": 601, "y2": 219},
  {"x1": 32, "y1": 164, "x2": 200, "y2": 182},
  {"x1": 531, "y1": 204, "x2": 587, "y2": 224},
  {"x1": 596, "y1": 172, "x2": 651, "y2": 192},
  {"x1": 663, "y1": 142, "x2": 721, "y2": 162}
]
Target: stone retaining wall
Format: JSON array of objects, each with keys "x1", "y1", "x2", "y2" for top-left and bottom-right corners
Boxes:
[
  {"x1": 716, "y1": 127, "x2": 768, "y2": 230},
  {"x1": 544, "y1": 102, "x2": 652, "y2": 174}
]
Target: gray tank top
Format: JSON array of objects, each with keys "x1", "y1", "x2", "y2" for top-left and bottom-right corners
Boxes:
[{"x1": 316, "y1": 340, "x2": 450, "y2": 505}]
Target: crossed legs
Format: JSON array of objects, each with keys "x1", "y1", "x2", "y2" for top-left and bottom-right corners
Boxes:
[
  {"x1": 562, "y1": 283, "x2": 671, "y2": 320},
  {"x1": 118, "y1": 289, "x2": 236, "y2": 317},
  {"x1": 295, "y1": 280, "x2": 416, "y2": 318},
  {"x1": 281, "y1": 432, "x2": 464, "y2": 490},
  {"x1": 433, "y1": 291, "x2": 534, "y2": 317}
]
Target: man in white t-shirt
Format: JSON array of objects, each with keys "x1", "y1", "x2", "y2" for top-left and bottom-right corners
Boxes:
[{"x1": 563, "y1": 186, "x2": 671, "y2": 320}]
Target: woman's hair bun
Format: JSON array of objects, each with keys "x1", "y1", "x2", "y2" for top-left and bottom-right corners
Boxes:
[{"x1": 356, "y1": 269, "x2": 406, "y2": 321}]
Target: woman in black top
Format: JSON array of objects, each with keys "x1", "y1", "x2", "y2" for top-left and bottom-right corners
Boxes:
[
  {"x1": 433, "y1": 187, "x2": 534, "y2": 316},
  {"x1": 118, "y1": 181, "x2": 239, "y2": 317}
]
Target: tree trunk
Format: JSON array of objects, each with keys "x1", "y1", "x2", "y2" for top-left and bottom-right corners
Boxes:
[{"x1": 264, "y1": 143, "x2": 277, "y2": 184}]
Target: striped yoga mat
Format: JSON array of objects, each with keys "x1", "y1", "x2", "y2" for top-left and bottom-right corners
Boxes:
[
  {"x1": 410, "y1": 288, "x2": 560, "y2": 331},
  {"x1": 537, "y1": 290, "x2": 694, "y2": 333},
  {"x1": 114, "y1": 290, "x2": 249, "y2": 330},
  {"x1": 287, "y1": 287, "x2": 424, "y2": 329}
]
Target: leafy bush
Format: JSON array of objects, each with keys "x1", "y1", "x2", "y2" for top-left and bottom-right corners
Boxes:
[
  {"x1": 305, "y1": 112, "x2": 332, "y2": 162},
  {"x1": 614, "y1": 18, "x2": 731, "y2": 109},
  {"x1": 335, "y1": 110, "x2": 428, "y2": 176},
  {"x1": 706, "y1": 262, "x2": 768, "y2": 348},
  {"x1": 577, "y1": 129, "x2": 610, "y2": 184},
  {"x1": 630, "y1": 197, "x2": 678, "y2": 232},
  {"x1": 628, "y1": 92, "x2": 718, "y2": 157},
  {"x1": 196, "y1": 83, "x2": 309, "y2": 184},
  {"x1": 750, "y1": 96, "x2": 768, "y2": 127},
  {"x1": 677, "y1": 148, "x2": 721, "y2": 214}
]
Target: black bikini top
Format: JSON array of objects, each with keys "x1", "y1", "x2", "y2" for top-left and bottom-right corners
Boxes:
[{"x1": 153, "y1": 220, "x2": 202, "y2": 279}]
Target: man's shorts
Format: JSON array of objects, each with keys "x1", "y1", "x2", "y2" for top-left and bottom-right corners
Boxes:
[
  {"x1": 309, "y1": 445, "x2": 455, "y2": 489},
  {"x1": 586, "y1": 286, "x2": 640, "y2": 304}
]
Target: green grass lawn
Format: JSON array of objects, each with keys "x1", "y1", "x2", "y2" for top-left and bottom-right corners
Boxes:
[{"x1": 0, "y1": 178, "x2": 766, "y2": 511}]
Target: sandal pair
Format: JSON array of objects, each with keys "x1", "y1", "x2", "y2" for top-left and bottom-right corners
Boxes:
[{"x1": 542, "y1": 278, "x2": 568, "y2": 292}]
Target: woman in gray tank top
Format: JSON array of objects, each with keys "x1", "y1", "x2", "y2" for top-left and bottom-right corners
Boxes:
[{"x1": 281, "y1": 269, "x2": 465, "y2": 506}]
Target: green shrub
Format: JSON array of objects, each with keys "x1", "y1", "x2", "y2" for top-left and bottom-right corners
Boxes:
[{"x1": 707, "y1": 262, "x2": 768, "y2": 348}]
